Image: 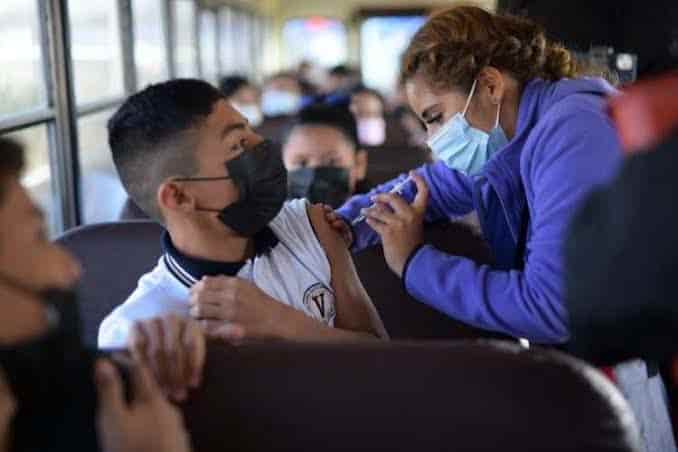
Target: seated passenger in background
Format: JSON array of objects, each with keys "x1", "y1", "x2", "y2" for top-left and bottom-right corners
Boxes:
[
  {"x1": 284, "y1": 105, "x2": 369, "y2": 208},
  {"x1": 219, "y1": 75, "x2": 262, "y2": 127},
  {"x1": 99, "y1": 79, "x2": 386, "y2": 348},
  {"x1": 350, "y1": 87, "x2": 387, "y2": 147},
  {"x1": 323, "y1": 65, "x2": 361, "y2": 96},
  {"x1": 261, "y1": 71, "x2": 303, "y2": 118}
]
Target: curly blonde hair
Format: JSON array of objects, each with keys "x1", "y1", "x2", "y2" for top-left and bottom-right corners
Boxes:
[{"x1": 401, "y1": 6, "x2": 580, "y2": 91}]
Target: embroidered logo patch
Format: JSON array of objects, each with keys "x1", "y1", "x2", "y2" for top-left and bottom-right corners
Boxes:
[{"x1": 303, "y1": 283, "x2": 336, "y2": 324}]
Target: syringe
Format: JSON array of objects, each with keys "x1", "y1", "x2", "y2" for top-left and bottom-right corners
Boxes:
[{"x1": 351, "y1": 176, "x2": 413, "y2": 226}]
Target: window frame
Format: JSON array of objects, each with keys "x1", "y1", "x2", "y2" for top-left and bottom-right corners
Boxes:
[{"x1": 0, "y1": 0, "x2": 261, "y2": 234}]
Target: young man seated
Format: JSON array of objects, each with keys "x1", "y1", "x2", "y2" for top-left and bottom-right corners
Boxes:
[
  {"x1": 98, "y1": 79, "x2": 387, "y2": 348},
  {"x1": 284, "y1": 104, "x2": 370, "y2": 208}
]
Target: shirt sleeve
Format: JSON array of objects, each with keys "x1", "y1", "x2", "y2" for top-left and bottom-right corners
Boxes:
[
  {"x1": 337, "y1": 161, "x2": 475, "y2": 252},
  {"x1": 403, "y1": 110, "x2": 623, "y2": 343}
]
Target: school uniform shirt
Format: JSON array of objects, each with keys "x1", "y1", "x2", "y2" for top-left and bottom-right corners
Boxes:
[{"x1": 98, "y1": 199, "x2": 336, "y2": 349}]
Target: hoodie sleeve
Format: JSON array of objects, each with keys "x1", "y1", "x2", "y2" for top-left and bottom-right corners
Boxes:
[
  {"x1": 337, "y1": 161, "x2": 475, "y2": 252},
  {"x1": 403, "y1": 109, "x2": 623, "y2": 343}
]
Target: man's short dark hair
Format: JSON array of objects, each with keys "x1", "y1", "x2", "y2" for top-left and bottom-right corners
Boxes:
[
  {"x1": 108, "y1": 79, "x2": 225, "y2": 223},
  {"x1": 219, "y1": 75, "x2": 251, "y2": 98},
  {"x1": 0, "y1": 137, "x2": 24, "y2": 203},
  {"x1": 292, "y1": 105, "x2": 359, "y2": 150}
]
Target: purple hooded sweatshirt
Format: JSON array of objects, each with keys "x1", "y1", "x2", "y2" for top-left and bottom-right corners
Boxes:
[{"x1": 338, "y1": 78, "x2": 622, "y2": 344}]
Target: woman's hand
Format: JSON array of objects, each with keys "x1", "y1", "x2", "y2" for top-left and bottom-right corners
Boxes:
[
  {"x1": 0, "y1": 368, "x2": 16, "y2": 452},
  {"x1": 363, "y1": 172, "x2": 429, "y2": 277},
  {"x1": 322, "y1": 206, "x2": 353, "y2": 248},
  {"x1": 95, "y1": 359, "x2": 192, "y2": 452}
]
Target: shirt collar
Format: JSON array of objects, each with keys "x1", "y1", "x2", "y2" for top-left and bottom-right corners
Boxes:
[{"x1": 161, "y1": 228, "x2": 279, "y2": 288}]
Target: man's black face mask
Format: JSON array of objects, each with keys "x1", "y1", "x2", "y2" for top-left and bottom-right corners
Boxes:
[
  {"x1": 177, "y1": 139, "x2": 288, "y2": 236},
  {"x1": 287, "y1": 166, "x2": 351, "y2": 209}
]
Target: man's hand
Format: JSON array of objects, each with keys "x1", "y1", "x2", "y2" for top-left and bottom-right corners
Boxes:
[
  {"x1": 322, "y1": 206, "x2": 353, "y2": 248},
  {"x1": 128, "y1": 315, "x2": 205, "y2": 402},
  {"x1": 363, "y1": 172, "x2": 429, "y2": 277},
  {"x1": 0, "y1": 368, "x2": 16, "y2": 452},
  {"x1": 189, "y1": 276, "x2": 283, "y2": 342},
  {"x1": 95, "y1": 359, "x2": 192, "y2": 452}
]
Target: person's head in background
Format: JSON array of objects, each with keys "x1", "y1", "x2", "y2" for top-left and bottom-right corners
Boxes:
[
  {"x1": 261, "y1": 71, "x2": 303, "y2": 118},
  {"x1": 350, "y1": 87, "x2": 387, "y2": 147},
  {"x1": 219, "y1": 75, "x2": 263, "y2": 127},
  {"x1": 283, "y1": 105, "x2": 368, "y2": 208},
  {"x1": 323, "y1": 65, "x2": 361, "y2": 95},
  {"x1": 108, "y1": 79, "x2": 285, "y2": 259},
  {"x1": 0, "y1": 137, "x2": 81, "y2": 344}
]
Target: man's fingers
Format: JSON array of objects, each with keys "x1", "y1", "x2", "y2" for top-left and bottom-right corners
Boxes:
[
  {"x1": 189, "y1": 302, "x2": 228, "y2": 320},
  {"x1": 161, "y1": 315, "x2": 186, "y2": 401},
  {"x1": 183, "y1": 320, "x2": 206, "y2": 388},
  {"x1": 191, "y1": 276, "x2": 235, "y2": 294},
  {"x1": 144, "y1": 318, "x2": 169, "y2": 391},
  {"x1": 209, "y1": 323, "x2": 246, "y2": 343},
  {"x1": 130, "y1": 359, "x2": 161, "y2": 404},
  {"x1": 94, "y1": 359, "x2": 125, "y2": 418},
  {"x1": 410, "y1": 172, "x2": 429, "y2": 214},
  {"x1": 129, "y1": 322, "x2": 149, "y2": 366}
]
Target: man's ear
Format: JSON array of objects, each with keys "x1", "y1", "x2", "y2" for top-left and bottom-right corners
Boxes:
[
  {"x1": 157, "y1": 181, "x2": 194, "y2": 216},
  {"x1": 479, "y1": 66, "x2": 506, "y2": 106},
  {"x1": 354, "y1": 149, "x2": 368, "y2": 181}
]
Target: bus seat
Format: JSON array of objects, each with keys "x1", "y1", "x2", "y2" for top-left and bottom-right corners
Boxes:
[
  {"x1": 56, "y1": 221, "x2": 163, "y2": 347},
  {"x1": 118, "y1": 197, "x2": 149, "y2": 220},
  {"x1": 609, "y1": 72, "x2": 678, "y2": 154},
  {"x1": 364, "y1": 145, "x2": 432, "y2": 185},
  {"x1": 181, "y1": 340, "x2": 642, "y2": 452},
  {"x1": 353, "y1": 221, "x2": 502, "y2": 340}
]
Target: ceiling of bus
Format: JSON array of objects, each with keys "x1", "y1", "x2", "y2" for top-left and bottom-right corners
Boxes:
[{"x1": 200, "y1": 0, "x2": 497, "y2": 19}]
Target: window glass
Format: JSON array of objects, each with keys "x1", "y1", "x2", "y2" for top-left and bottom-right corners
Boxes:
[
  {"x1": 283, "y1": 17, "x2": 347, "y2": 68},
  {"x1": 77, "y1": 109, "x2": 128, "y2": 224},
  {"x1": 133, "y1": 0, "x2": 170, "y2": 88},
  {"x1": 3, "y1": 126, "x2": 57, "y2": 235},
  {"x1": 0, "y1": 0, "x2": 47, "y2": 119},
  {"x1": 69, "y1": 0, "x2": 125, "y2": 105},
  {"x1": 173, "y1": 0, "x2": 198, "y2": 78},
  {"x1": 218, "y1": 7, "x2": 234, "y2": 74},
  {"x1": 199, "y1": 9, "x2": 218, "y2": 83},
  {"x1": 360, "y1": 16, "x2": 426, "y2": 94}
]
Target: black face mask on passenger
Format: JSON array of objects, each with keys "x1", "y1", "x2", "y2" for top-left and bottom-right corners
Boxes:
[{"x1": 175, "y1": 139, "x2": 288, "y2": 237}]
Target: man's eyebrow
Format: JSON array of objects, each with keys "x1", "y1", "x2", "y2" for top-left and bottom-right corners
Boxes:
[{"x1": 220, "y1": 122, "x2": 247, "y2": 140}]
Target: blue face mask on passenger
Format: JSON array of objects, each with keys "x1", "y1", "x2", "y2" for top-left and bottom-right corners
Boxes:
[
  {"x1": 261, "y1": 89, "x2": 302, "y2": 117},
  {"x1": 426, "y1": 79, "x2": 509, "y2": 176}
]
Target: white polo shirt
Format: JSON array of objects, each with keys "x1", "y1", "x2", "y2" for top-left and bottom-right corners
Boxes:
[{"x1": 98, "y1": 199, "x2": 336, "y2": 348}]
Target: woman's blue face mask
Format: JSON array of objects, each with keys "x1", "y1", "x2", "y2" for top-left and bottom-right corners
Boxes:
[{"x1": 426, "y1": 79, "x2": 509, "y2": 176}]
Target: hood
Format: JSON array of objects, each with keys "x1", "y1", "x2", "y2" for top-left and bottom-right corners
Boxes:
[{"x1": 517, "y1": 77, "x2": 617, "y2": 135}]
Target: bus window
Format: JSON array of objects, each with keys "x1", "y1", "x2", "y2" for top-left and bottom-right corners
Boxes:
[
  {"x1": 0, "y1": 0, "x2": 46, "y2": 119},
  {"x1": 133, "y1": 0, "x2": 170, "y2": 87},
  {"x1": 283, "y1": 17, "x2": 347, "y2": 68},
  {"x1": 218, "y1": 7, "x2": 235, "y2": 75},
  {"x1": 69, "y1": 0, "x2": 125, "y2": 105},
  {"x1": 360, "y1": 16, "x2": 426, "y2": 94},
  {"x1": 77, "y1": 109, "x2": 127, "y2": 224},
  {"x1": 199, "y1": 9, "x2": 218, "y2": 84},
  {"x1": 172, "y1": 0, "x2": 199, "y2": 78},
  {"x1": 5, "y1": 126, "x2": 54, "y2": 230}
]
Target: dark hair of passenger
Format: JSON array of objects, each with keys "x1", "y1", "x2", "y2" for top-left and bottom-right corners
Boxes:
[
  {"x1": 219, "y1": 75, "x2": 250, "y2": 98},
  {"x1": 293, "y1": 105, "x2": 359, "y2": 150},
  {"x1": 329, "y1": 65, "x2": 353, "y2": 77},
  {"x1": 0, "y1": 137, "x2": 24, "y2": 203},
  {"x1": 351, "y1": 86, "x2": 386, "y2": 108},
  {"x1": 107, "y1": 78, "x2": 224, "y2": 223}
]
